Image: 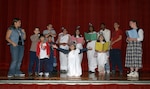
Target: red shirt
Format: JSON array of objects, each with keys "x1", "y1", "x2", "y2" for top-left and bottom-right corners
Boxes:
[{"x1": 111, "y1": 29, "x2": 123, "y2": 49}]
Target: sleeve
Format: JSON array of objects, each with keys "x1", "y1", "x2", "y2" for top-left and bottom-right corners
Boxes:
[
  {"x1": 46, "y1": 42, "x2": 50, "y2": 55},
  {"x1": 137, "y1": 29, "x2": 144, "y2": 42},
  {"x1": 79, "y1": 48, "x2": 88, "y2": 54},
  {"x1": 57, "y1": 48, "x2": 69, "y2": 54},
  {"x1": 53, "y1": 49, "x2": 57, "y2": 57},
  {"x1": 30, "y1": 35, "x2": 39, "y2": 42},
  {"x1": 43, "y1": 30, "x2": 48, "y2": 35}
]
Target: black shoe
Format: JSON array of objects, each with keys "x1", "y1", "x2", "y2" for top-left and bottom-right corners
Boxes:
[
  {"x1": 60, "y1": 70, "x2": 67, "y2": 73},
  {"x1": 89, "y1": 71, "x2": 95, "y2": 73},
  {"x1": 53, "y1": 67, "x2": 58, "y2": 73}
]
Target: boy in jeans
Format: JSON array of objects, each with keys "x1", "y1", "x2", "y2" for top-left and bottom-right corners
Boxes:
[
  {"x1": 28, "y1": 27, "x2": 40, "y2": 76},
  {"x1": 36, "y1": 34, "x2": 50, "y2": 77}
]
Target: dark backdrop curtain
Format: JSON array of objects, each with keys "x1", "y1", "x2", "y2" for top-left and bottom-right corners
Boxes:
[{"x1": 0, "y1": 0, "x2": 150, "y2": 72}]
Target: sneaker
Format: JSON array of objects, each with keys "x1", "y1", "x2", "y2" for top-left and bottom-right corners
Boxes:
[
  {"x1": 7, "y1": 75, "x2": 14, "y2": 78},
  {"x1": 15, "y1": 73, "x2": 25, "y2": 77},
  {"x1": 44, "y1": 73, "x2": 49, "y2": 77},
  {"x1": 28, "y1": 73, "x2": 33, "y2": 77},
  {"x1": 131, "y1": 72, "x2": 139, "y2": 77},
  {"x1": 127, "y1": 71, "x2": 134, "y2": 77},
  {"x1": 39, "y1": 72, "x2": 43, "y2": 76},
  {"x1": 35, "y1": 72, "x2": 39, "y2": 77}
]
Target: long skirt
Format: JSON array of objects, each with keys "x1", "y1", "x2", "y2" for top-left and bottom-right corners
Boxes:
[{"x1": 125, "y1": 41, "x2": 142, "y2": 68}]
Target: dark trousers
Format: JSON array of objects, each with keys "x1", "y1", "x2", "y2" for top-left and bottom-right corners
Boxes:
[
  {"x1": 39, "y1": 58, "x2": 49, "y2": 73},
  {"x1": 110, "y1": 49, "x2": 123, "y2": 73},
  {"x1": 48, "y1": 55, "x2": 54, "y2": 72},
  {"x1": 28, "y1": 51, "x2": 39, "y2": 74}
]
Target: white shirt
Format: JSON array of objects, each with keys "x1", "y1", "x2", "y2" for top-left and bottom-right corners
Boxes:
[
  {"x1": 39, "y1": 43, "x2": 49, "y2": 59},
  {"x1": 137, "y1": 29, "x2": 144, "y2": 42},
  {"x1": 98, "y1": 29, "x2": 111, "y2": 42}
]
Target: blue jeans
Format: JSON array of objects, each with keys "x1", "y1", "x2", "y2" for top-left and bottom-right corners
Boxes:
[
  {"x1": 48, "y1": 55, "x2": 54, "y2": 72},
  {"x1": 28, "y1": 51, "x2": 39, "y2": 74},
  {"x1": 105, "y1": 51, "x2": 110, "y2": 73},
  {"x1": 8, "y1": 45, "x2": 24, "y2": 76},
  {"x1": 110, "y1": 49, "x2": 123, "y2": 73}
]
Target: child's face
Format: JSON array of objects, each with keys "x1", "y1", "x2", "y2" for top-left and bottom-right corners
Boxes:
[
  {"x1": 70, "y1": 45, "x2": 75, "y2": 50},
  {"x1": 34, "y1": 28, "x2": 40, "y2": 34},
  {"x1": 63, "y1": 29, "x2": 68, "y2": 34},
  {"x1": 76, "y1": 30, "x2": 80, "y2": 35},
  {"x1": 40, "y1": 36, "x2": 45, "y2": 42},
  {"x1": 89, "y1": 27, "x2": 93, "y2": 32},
  {"x1": 99, "y1": 35, "x2": 104, "y2": 41},
  {"x1": 47, "y1": 24, "x2": 53, "y2": 30},
  {"x1": 48, "y1": 37, "x2": 52, "y2": 42}
]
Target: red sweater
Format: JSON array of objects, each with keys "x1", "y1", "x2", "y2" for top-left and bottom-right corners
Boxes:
[{"x1": 36, "y1": 41, "x2": 50, "y2": 57}]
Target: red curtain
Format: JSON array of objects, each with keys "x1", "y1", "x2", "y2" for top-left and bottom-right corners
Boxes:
[
  {"x1": 0, "y1": 84, "x2": 150, "y2": 89},
  {"x1": 0, "y1": 0, "x2": 150, "y2": 71}
]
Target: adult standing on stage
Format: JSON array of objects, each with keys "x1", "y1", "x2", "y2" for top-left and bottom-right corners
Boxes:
[
  {"x1": 6, "y1": 18, "x2": 26, "y2": 78},
  {"x1": 125, "y1": 20, "x2": 144, "y2": 77},
  {"x1": 98, "y1": 23, "x2": 111, "y2": 74},
  {"x1": 57, "y1": 27, "x2": 70, "y2": 73},
  {"x1": 110, "y1": 22, "x2": 123, "y2": 75}
]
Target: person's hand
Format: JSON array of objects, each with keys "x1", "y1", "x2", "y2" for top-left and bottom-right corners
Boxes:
[
  {"x1": 52, "y1": 44, "x2": 58, "y2": 49},
  {"x1": 12, "y1": 42, "x2": 17, "y2": 47},
  {"x1": 21, "y1": 29, "x2": 26, "y2": 34}
]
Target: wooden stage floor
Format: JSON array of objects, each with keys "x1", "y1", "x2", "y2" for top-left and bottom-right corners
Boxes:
[{"x1": 0, "y1": 71, "x2": 150, "y2": 85}]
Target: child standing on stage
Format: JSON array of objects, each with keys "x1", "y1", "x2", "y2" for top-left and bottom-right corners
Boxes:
[
  {"x1": 28, "y1": 27, "x2": 40, "y2": 76},
  {"x1": 86, "y1": 24, "x2": 97, "y2": 73},
  {"x1": 95, "y1": 34, "x2": 108, "y2": 75},
  {"x1": 125, "y1": 20, "x2": 144, "y2": 77},
  {"x1": 48, "y1": 35, "x2": 57, "y2": 74},
  {"x1": 53, "y1": 42, "x2": 91, "y2": 77},
  {"x1": 72, "y1": 26, "x2": 85, "y2": 62},
  {"x1": 36, "y1": 34, "x2": 50, "y2": 77},
  {"x1": 56, "y1": 27, "x2": 70, "y2": 73}
]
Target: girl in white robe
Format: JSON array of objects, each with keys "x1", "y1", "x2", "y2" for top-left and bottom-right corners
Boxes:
[
  {"x1": 71, "y1": 26, "x2": 85, "y2": 63},
  {"x1": 57, "y1": 27, "x2": 70, "y2": 73},
  {"x1": 95, "y1": 34, "x2": 108, "y2": 75},
  {"x1": 53, "y1": 43, "x2": 90, "y2": 77},
  {"x1": 86, "y1": 25, "x2": 97, "y2": 73}
]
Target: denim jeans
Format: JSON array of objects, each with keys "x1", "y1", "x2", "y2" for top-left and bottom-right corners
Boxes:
[
  {"x1": 110, "y1": 49, "x2": 123, "y2": 73},
  {"x1": 48, "y1": 55, "x2": 54, "y2": 72},
  {"x1": 28, "y1": 51, "x2": 39, "y2": 74},
  {"x1": 8, "y1": 45, "x2": 24, "y2": 76},
  {"x1": 105, "y1": 51, "x2": 110, "y2": 73}
]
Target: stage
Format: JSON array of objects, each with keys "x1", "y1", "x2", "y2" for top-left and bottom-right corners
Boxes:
[
  {"x1": 0, "y1": 71, "x2": 150, "y2": 89},
  {"x1": 0, "y1": 72, "x2": 150, "y2": 85}
]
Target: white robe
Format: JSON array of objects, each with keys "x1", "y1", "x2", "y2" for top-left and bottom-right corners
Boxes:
[
  {"x1": 76, "y1": 43, "x2": 83, "y2": 63},
  {"x1": 59, "y1": 33, "x2": 70, "y2": 71},
  {"x1": 97, "y1": 52, "x2": 108, "y2": 72},
  {"x1": 87, "y1": 40, "x2": 97, "y2": 72},
  {"x1": 67, "y1": 49, "x2": 82, "y2": 77}
]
